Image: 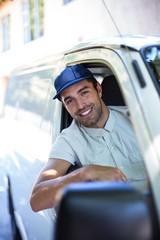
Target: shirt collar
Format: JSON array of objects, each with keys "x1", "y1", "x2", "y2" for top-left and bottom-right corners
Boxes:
[{"x1": 104, "y1": 108, "x2": 115, "y2": 132}]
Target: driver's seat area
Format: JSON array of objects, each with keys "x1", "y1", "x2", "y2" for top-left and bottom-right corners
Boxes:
[{"x1": 101, "y1": 75, "x2": 125, "y2": 106}]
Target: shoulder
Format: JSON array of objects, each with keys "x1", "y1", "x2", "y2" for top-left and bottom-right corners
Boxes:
[
  {"x1": 51, "y1": 120, "x2": 80, "y2": 151},
  {"x1": 59, "y1": 119, "x2": 81, "y2": 139},
  {"x1": 108, "y1": 106, "x2": 132, "y2": 126},
  {"x1": 108, "y1": 106, "x2": 129, "y2": 117}
]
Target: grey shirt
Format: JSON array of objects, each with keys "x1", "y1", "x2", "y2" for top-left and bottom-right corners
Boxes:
[{"x1": 49, "y1": 106, "x2": 147, "y2": 191}]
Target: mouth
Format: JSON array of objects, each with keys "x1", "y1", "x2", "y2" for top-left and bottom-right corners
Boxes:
[
  {"x1": 80, "y1": 108, "x2": 92, "y2": 116},
  {"x1": 78, "y1": 107, "x2": 93, "y2": 119}
]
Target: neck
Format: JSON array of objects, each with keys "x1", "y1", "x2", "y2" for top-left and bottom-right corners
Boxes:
[{"x1": 100, "y1": 103, "x2": 109, "y2": 128}]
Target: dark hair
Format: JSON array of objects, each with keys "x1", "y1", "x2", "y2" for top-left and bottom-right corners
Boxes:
[{"x1": 87, "y1": 77, "x2": 98, "y2": 90}]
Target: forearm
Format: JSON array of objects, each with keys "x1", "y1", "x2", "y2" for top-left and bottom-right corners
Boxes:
[
  {"x1": 30, "y1": 164, "x2": 126, "y2": 212},
  {"x1": 30, "y1": 167, "x2": 86, "y2": 212}
]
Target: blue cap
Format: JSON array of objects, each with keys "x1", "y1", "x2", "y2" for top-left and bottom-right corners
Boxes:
[{"x1": 53, "y1": 64, "x2": 94, "y2": 100}]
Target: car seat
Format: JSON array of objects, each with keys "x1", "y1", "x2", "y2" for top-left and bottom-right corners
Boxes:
[{"x1": 101, "y1": 75, "x2": 125, "y2": 106}]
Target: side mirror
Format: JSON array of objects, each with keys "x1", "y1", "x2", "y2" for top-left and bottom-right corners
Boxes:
[{"x1": 54, "y1": 181, "x2": 154, "y2": 240}]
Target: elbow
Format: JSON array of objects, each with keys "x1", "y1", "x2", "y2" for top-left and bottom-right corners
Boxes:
[
  {"x1": 30, "y1": 189, "x2": 44, "y2": 212},
  {"x1": 30, "y1": 195, "x2": 41, "y2": 212},
  {"x1": 30, "y1": 184, "x2": 45, "y2": 212},
  {"x1": 30, "y1": 190, "x2": 55, "y2": 212},
  {"x1": 30, "y1": 196, "x2": 55, "y2": 212},
  {"x1": 30, "y1": 182, "x2": 58, "y2": 211}
]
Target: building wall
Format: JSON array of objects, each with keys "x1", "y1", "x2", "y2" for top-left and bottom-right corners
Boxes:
[
  {"x1": 0, "y1": 0, "x2": 160, "y2": 115},
  {"x1": 0, "y1": 0, "x2": 160, "y2": 75}
]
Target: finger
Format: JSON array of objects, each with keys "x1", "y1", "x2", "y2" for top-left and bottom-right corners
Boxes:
[{"x1": 122, "y1": 176, "x2": 127, "y2": 182}]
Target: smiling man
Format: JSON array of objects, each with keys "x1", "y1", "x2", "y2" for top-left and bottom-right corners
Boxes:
[{"x1": 30, "y1": 64, "x2": 147, "y2": 212}]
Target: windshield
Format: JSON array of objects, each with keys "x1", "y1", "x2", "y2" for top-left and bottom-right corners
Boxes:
[{"x1": 142, "y1": 46, "x2": 160, "y2": 92}]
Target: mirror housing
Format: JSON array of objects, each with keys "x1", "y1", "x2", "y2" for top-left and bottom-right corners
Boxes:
[{"x1": 54, "y1": 181, "x2": 154, "y2": 240}]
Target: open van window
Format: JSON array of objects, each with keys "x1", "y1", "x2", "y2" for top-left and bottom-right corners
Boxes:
[{"x1": 60, "y1": 63, "x2": 126, "y2": 131}]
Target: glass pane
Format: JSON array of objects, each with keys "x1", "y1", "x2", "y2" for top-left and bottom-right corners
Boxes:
[
  {"x1": 6, "y1": 68, "x2": 54, "y2": 135},
  {"x1": 2, "y1": 15, "x2": 10, "y2": 51},
  {"x1": 22, "y1": 0, "x2": 44, "y2": 42},
  {"x1": 30, "y1": 0, "x2": 44, "y2": 40},
  {"x1": 22, "y1": 0, "x2": 31, "y2": 43},
  {"x1": 143, "y1": 46, "x2": 160, "y2": 90}
]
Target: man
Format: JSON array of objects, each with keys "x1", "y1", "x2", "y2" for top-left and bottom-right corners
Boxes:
[{"x1": 30, "y1": 64, "x2": 147, "y2": 212}]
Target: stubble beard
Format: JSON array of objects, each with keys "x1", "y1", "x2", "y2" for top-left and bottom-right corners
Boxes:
[{"x1": 78, "y1": 100, "x2": 103, "y2": 128}]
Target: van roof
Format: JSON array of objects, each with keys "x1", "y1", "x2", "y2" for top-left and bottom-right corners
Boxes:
[
  {"x1": 65, "y1": 34, "x2": 160, "y2": 54},
  {"x1": 11, "y1": 35, "x2": 160, "y2": 75}
]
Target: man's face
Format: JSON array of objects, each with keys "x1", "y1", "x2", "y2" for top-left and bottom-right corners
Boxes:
[{"x1": 61, "y1": 79, "x2": 104, "y2": 128}]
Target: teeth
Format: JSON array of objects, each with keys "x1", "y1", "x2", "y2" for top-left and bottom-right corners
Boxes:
[{"x1": 81, "y1": 109, "x2": 91, "y2": 116}]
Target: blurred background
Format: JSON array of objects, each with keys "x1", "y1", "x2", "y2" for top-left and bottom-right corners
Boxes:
[{"x1": 0, "y1": 0, "x2": 160, "y2": 117}]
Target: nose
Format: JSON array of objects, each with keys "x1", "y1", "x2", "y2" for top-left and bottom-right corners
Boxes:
[{"x1": 75, "y1": 98, "x2": 84, "y2": 110}]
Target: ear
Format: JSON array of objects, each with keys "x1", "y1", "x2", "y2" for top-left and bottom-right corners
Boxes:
[{"x1": 96, "y1": 82, "x2": 102, "y2": 97}]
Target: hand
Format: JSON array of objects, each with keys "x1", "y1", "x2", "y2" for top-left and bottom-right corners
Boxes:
[{"x1": 82, "y1": 164, "x2": 127, "y2": 182}]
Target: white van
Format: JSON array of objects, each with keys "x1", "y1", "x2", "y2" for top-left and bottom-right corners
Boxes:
[{"x1": 1, "y1": 35, "x2": 160, "y2": 239}]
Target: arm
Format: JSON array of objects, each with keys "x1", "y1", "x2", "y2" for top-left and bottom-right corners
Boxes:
[
  {"x1": 30, "y1": 159, "x2": 127, "y2": 212},
  {"x1": 30, "y1": 158, "x2": 82, "y2": 211}
]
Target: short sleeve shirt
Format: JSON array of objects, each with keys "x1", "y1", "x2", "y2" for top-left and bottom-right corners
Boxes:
[{"x1": 49, "y1": 106, "x2": 147, "y2": 191}]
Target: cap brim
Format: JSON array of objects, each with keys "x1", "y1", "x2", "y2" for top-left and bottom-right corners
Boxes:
[{"x1": 53, "y1": 75, "x2": 93, "y2": 100}]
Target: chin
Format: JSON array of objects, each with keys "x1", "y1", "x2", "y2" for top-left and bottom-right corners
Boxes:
[{"x1": 82, "y1": 120, "x2": 97, "y2": 128}]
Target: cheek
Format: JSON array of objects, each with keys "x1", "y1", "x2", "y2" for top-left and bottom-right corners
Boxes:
[{"x1": 65, "y1": 106, "x2": 76, "y2": 117}]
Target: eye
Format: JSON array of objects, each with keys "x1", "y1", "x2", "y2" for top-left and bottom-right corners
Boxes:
[
  {"x1": 81, "y1": 90, "x2": 89, "y2": 96},
  {"x1": 65, "y1": 98, "x2": 72, "y2": 105}
]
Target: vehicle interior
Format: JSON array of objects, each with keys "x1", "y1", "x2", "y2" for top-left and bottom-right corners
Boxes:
[{"x1": 56, "y1": 62, "x2": 160, "y2": 240}]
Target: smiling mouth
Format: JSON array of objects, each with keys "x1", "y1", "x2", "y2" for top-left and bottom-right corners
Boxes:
[{"x1": 80, "y1": 108, "x2": 92, "y2": 116}]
